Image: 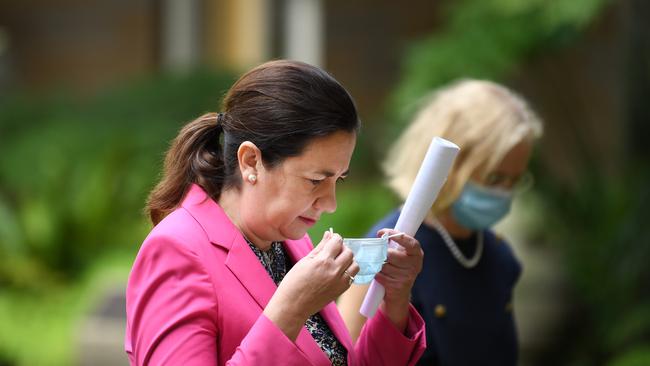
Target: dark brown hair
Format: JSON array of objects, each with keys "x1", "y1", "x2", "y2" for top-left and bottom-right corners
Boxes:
[{"x1": 147, "y1": 60, "x2": 360, "y2": 224}]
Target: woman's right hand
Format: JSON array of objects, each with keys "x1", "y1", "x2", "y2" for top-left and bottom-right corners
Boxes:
[{"x1": 263, "y1": 230, "x2": 359, "y2": 340}]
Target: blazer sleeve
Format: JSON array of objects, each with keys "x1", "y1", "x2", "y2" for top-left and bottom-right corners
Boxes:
[
  {"x1": 125, "y1": 233, "x2": 312, "y2": 366},
  {"x1": 126, "y1": 233, "x2": 220, "y2": 365},
  {"x1": 351, "y1": 304, "x2": 427, "y2": 366}
]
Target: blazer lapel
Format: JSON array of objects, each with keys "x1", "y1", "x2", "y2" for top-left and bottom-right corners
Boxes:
[
  {"x1": 224, "y1": 235, "x2": 278, "y2": 309},
  {"x1": 181, "y1": 184, "x2": 277, "y2": 308}
]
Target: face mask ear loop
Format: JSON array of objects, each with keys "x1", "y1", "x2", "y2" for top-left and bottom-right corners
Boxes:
[{"x1": 385, "y1": 232, "x2": 404, "y2": 240}]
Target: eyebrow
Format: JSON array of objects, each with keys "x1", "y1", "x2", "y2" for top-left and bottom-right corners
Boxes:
[{"x1": 316, "y1": 169, "x2": 350, "y2": 177}]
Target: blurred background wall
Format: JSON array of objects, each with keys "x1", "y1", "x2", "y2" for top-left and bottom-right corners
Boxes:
[{"x1": 0, "y1": 0, "x2": 648, "y2": 365}]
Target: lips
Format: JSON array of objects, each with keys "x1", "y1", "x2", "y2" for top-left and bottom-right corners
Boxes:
[{"x1": 299, "y1": 216, "x2": 318, "y2": 226}]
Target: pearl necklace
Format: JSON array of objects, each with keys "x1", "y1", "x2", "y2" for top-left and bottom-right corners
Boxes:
[{"x1": 431, "y1": 220, "x2": 483, "y2": 269}]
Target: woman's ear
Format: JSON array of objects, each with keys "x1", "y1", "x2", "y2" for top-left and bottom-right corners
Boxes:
[{"x1": 237, "y1": 141, "x2": 262, "y2": 184}]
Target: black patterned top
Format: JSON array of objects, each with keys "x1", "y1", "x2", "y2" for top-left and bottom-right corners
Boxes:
[{"x1": 246, "y1": 239, "x2": 348, "y2": 366}]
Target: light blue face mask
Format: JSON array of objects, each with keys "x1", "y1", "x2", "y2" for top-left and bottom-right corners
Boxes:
[
  {"x1": 342, "y1": 236, "x2": 388, "y2": 284},
  {"x1": 451, "y1": 181, "x2": 513, "y2": 230}
]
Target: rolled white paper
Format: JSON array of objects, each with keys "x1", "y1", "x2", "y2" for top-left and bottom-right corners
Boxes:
[{"x1": 360, "y1": 136, "x2": 460, "y2": 318}]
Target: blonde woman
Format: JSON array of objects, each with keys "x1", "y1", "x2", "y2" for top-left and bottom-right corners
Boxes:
[{"x1": 338, "y1": 79, "x2": 543, "y2": 366}]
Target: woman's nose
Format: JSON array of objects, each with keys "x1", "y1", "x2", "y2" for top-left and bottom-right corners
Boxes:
[{"x1": 315, "y1": 183, "x2": 337, "y2": 213}]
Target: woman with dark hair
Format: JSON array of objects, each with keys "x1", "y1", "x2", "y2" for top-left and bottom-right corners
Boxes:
[{"x1": 125, "y1": 60, "x2": 426, "y2": 366}]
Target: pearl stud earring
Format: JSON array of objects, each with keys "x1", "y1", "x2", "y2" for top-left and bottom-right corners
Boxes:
[{"x1": 248, "y1": 174, "x2": 257, "y2": 184}]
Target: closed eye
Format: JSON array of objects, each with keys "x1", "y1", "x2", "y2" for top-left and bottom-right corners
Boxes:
[{"x1": 309, "y1": 176, "x2": 346, "y2": 186}]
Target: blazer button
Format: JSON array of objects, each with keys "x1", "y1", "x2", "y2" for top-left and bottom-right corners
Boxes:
[
  {"x1": 505, "y1": 301, "x2": 513, "y2": 313},
  {"x1": 435, "y1": 304, "x2": 446, "y2": 318}
]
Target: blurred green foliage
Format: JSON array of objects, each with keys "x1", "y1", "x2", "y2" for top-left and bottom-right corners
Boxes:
[
  {"x1": 607, "y1": 345, "x2": 650, "y2": 366},
  {"x1": 533, "y1": 166, "x2": 650, "y2": 366},
  {"x1": 0, "y1": 254, "x2": 132, "y2": 366},
  {"x1": 389, "y1": 0, "x2": 607, "y2": 130},
  {"x1": 0, "y1": 70, "x2": 235, "y2": 364},
  {"x1": 0, "y1": 71, "x2": 236, "y2": 290}
]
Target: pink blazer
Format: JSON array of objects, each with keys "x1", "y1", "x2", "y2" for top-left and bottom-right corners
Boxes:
[{"x1": 125, "y1": 184, "x2": 425, "y2": 365}]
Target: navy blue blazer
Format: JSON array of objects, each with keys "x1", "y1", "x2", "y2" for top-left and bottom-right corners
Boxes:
[{"x1": 367, "y1": 209, "x2": 521, "y2": 366}]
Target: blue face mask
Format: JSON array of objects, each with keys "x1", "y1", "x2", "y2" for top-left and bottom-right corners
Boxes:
[
  {"x1": 342, "y1": 236, "x2": 388, "y2": 284},
  {"x1": 451, "y1": 182, "x2": 513, "y2": 230}
]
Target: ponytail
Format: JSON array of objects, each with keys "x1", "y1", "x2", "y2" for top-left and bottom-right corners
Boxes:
[{"x1": 146, "y1": 113, "x2": 225, "y2": 224}]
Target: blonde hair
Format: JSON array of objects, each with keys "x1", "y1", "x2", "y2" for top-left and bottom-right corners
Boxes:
[{"x1": 384, "y1": 79, "x2": 543, "y2": 216}]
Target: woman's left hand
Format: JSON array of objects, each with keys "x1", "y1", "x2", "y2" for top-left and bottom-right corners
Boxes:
[{"x1": 374, "y1": 229, "x2": 423, "y2": 331}]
